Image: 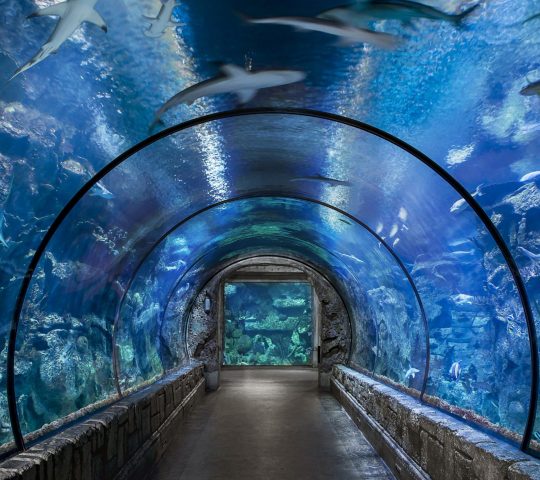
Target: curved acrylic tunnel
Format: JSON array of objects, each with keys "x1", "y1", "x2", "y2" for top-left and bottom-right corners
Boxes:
[
  {"x1": 7, "y1": 110, "x2": 537, "y2": 454},
  {"x1": 115, "y1": 197, "x2": 427, "y2": 393}
]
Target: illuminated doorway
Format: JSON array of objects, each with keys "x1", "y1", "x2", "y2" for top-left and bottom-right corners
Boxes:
[{"x1": 223, "y1": 281, "x2": 313, "y2": 366}]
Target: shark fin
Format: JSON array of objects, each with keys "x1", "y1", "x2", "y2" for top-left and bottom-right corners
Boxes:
[
  {"x1": 220, "y1": 64, "x2": 248, "y2": 78},
  {"x1": 453, "y1": 3, "x2": 480, "y2": 26},
  {"x1": 236, "y1": 88, "x2": 257, "y2": 104},
  {"x1": 86, "y1": 9, "x2": 108, "y2": 32},
  {"x1": 29, "y1": 2, "x2": 68, "y2": 18}
]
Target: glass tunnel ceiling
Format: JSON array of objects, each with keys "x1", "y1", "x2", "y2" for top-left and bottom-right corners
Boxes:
[{"x1": 0, "y1": 0, "x2": 538, "y2": 455}]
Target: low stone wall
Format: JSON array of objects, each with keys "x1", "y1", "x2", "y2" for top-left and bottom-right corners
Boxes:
[
  {"x1": 331, "y1": 365, "x2": 540, "y2": 480},
  {"x1": 0, "y1": 363, "x2": 205, "y2": 480}
]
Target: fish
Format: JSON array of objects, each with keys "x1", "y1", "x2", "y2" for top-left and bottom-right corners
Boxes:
[
  {"x1": 405, "y1": 367, "x2": 419, "y2": 380},
  {"x1": 319, "y1": 1, "x2": 479, "y2": 27},
  {"x1": 398, "y1": 207, "x2": 408, "y2": 222},
  {"x1": 518, "y1": 246, "x2": 540, "y2": 263},
  {"x1": 450, "y1": 184, "x2": 483, "y2": 213},
  {"x1": 245, "y1": 15, "x2": 399, "y2": 49},
  {"x1": 10, "y1": 0, "x2": 107, "y2": 81},
  {"x1": 520, "y1": 80, "x2": 540, "y2": 96},
  {"x1": 144, "y1": 0, "x2": 183, "y2": 38},
  {"x1": 449, "y1": 361, "x2": 461, "y2": 380},
  {"x1": 89, "y1": 181, "x2": 114, "y2": 199},
  {"x1": 375, "y1": 222, "x2": 384, "y2": 234},
  {"x1": 289, "y1": 174, "x2": 351, "y2": 187},
  {"x1": 150, "y1": 64, "x2": 306, "y2": 129},
  {"x1": 389, "y1": 224, "x2": 399, "y2": 238},
  {"x1": 451, "y1": 293, "x2": 474, "y2": 305},
  {"x1": 392, "y1": 237, "x2": 400, "y2": 248},
  {"x1": 450, "y1": 249, "x2": 475, "y2": 256},
  {"x1": 0, "y1": 213, "x2": 8, "y2": 248},
  {"x1": 338, "y1": 252, "x2": 365, "y2": 264},
  {"x1": 520, "y1": 171, "x2": 540, "y2": 182}
]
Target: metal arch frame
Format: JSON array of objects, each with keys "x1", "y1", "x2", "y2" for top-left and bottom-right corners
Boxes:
[
  {"x1": 6, "y1": 107, "x2": 536, "y2": 453},
  {"x1": 110, "y1": 194, "x2": 427, "y2": 396},
  {"x1": 165, "y1": 252, "x2": 358, "y2": 367}
]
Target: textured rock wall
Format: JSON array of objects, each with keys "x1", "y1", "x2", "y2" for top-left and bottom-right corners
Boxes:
[
  {"x1": 331, "y1": 365, "x2": 540, "y2": 480},
  {"x1": 0, "y1": 363, "x2": 204, "y2": 480}
]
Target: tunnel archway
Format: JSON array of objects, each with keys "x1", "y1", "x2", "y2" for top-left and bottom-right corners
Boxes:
[{"x1": 6, "y1": 108, "x2": 537, "y2": 456}]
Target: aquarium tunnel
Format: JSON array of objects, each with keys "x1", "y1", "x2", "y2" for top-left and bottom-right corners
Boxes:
[{"x1": 1, "y1": 0, "x2": 540, "y2": 478}]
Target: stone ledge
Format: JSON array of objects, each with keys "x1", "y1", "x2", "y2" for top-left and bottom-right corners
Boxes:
[
  {"x1": 0, "y1": 363, "x2": 205, "y2": 480},
  {"x1": 332, "y1": 365, "x2": 540, "y2": 480}
]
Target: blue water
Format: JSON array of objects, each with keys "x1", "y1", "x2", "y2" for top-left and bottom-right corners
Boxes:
[{"x1": 0, "y1": 0, "x2": 539, "y2": 452}]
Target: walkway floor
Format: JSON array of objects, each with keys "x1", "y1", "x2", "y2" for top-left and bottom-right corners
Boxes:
[{"x1": 146, "y1": 368, "x2": 395, "y2": 480}]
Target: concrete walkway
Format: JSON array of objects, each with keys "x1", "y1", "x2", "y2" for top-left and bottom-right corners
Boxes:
[{"x1": 146, "y1": 368, "x2": 395, "y2": 480}]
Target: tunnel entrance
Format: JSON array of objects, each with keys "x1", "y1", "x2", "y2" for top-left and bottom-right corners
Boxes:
[{"x1": 223, "y1": 280, "x2": 314, "y2": 366}]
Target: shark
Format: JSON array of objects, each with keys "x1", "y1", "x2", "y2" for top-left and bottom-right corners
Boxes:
[
  {"x1": 520, "y1": 80, "x2": 540, "y2": 96},
  {"x1": 89, "y1": 181, "x2": 114, "y2": 199},
  {"x1": 0, "y1": 213, "x2": 8, "y2": 248},
  {"x1": 150, "y1": 64, "x2": 306, "y2": 129},
  {"x1": 451, "y1": 293, "x2": 475, "y2": 305},
  {"x1": 245, "y1": 15, "x2": 399, "y2": 49},
  {"x1": 144, "y1": 0, "x2": 183, "y2": 38},
  {"x1": 319, "y1": 1, "x2": 479, "y2": 28},
  {"x1": 289, "y1": 174, "x2": 351, "y2": 187},
  {"x1": 518, "y1": 246, "x2": 540, "y2": 263},
  {"x1": 449, "y1": 361, "x2": 461, "y2": 380},
  {"x1": 10, "y1": 0, "x2": 107, "y2": 81},
  {"x1": 520, "y1": 171, "x2": 540, "y2": 182},
  {"x1": 405, "y1": 367, "x2": 419, "y2": 380},
  {"x1": 450, "y1": 184, "x2": 483, "y2": 213}
]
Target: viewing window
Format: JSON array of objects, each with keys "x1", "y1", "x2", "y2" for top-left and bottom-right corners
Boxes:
[{"x1": 223, "y1": 282, "x2": 313, "y2": 366}]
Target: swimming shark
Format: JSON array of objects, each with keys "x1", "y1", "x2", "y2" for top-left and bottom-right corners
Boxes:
[
  {"x1": 451, "y1": 293, "x2": 475, "y2": 305},
  {"x1": 89, "y1": 181, "x2": 114, "y2": 199},
  {"x1": 450, "y1": 184, "x2": 483, "y2": 213},
  {"x1": 518, "y1": 246, "x2": 540, "y2": 263},
  {"x1": 449, "y1": 361, "x2": 461, "y2": 380},
  {"x1": 144, "y1": 0, "x2": 183, "y2": 38},
  {"x1": 245, "y1": 15, "x2": 399, "y2": 49},
  {"x1": 0, "y1": 214, "x2": 8, "y2": 248},
  {"x1": 520, "y1": 80, "x2": 540, "y2": 96},
  {"x1": 405, "y1": 367, "x2": 419, "y2": 380},
  {"x1": 150, "y1": 64, "x2": 306, "y2": 129},
  {"x1": 319, "y1": 1, "x2": 479, "y2": 28},
  {"x1": 520, "y1": 171, "x2": 540, "y2": 182},
  {"x1": 289, "y1": 174, "x2": 351, "y2": 187},
  {"x1": 10, "y1": 0, "x2": 107, "y2": 81}
]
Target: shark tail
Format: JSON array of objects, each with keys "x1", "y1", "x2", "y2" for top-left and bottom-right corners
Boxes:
[
  {"x1": 9, "y1": 43, "x2": 55, "y2": 82},
  {"x1": 453, "y1": 3, "x2": 480, "y2": 25},
  {"x1": 236, "y1": 12, "x2": 253, "y2": 23},
  {"x1": 148, "y1": 117, "x2": 165, "y2": 134}
]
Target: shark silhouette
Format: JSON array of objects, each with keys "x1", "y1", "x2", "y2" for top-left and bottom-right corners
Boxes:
[{"x1": 11, "y1": 0, "x2": 107, "y2": 81}]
